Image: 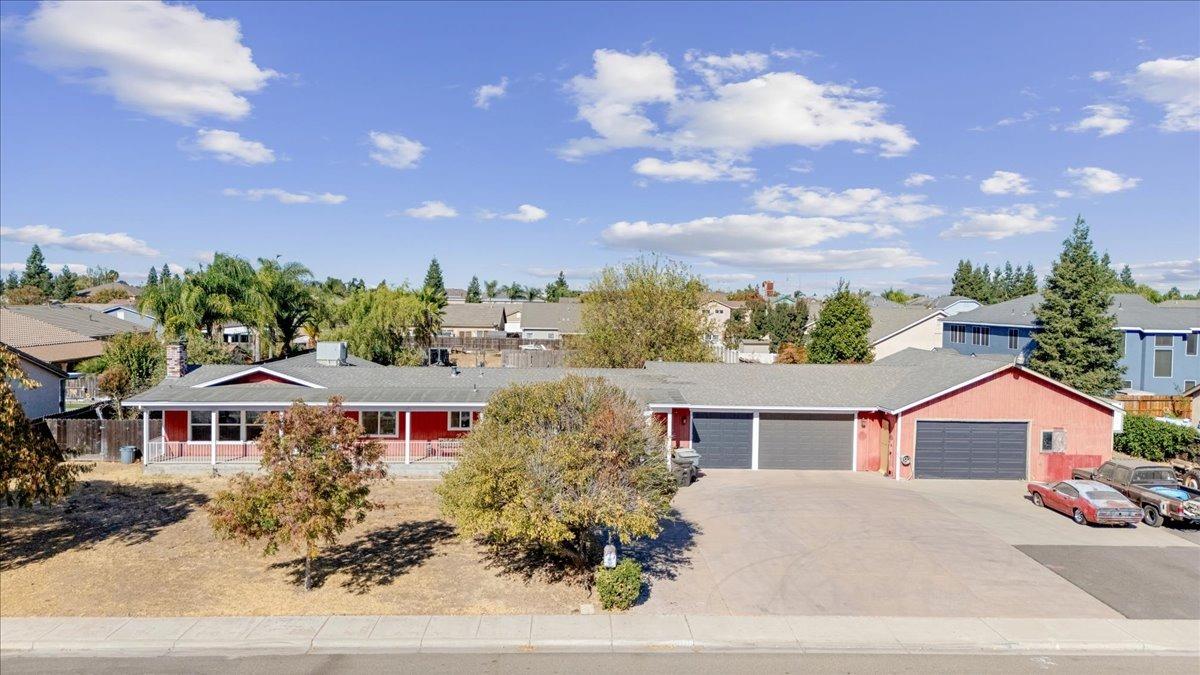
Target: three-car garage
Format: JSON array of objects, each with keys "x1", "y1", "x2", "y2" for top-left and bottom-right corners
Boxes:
[{"x1": 688, "y1": 411, "x2": 855, "y2": 470}]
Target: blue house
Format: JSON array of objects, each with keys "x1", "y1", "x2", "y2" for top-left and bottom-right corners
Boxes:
[{"x1": 942, "y1": 293, "x2": 1200, "y2": 395}]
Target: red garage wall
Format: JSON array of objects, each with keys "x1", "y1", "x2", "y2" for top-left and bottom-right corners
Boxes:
[
  {"x1": 897, "y1": 368, "x2": 1113, "y2": 481},
  {"x1": 855, "y1": 411, "x2": 894, "y2": 473}
]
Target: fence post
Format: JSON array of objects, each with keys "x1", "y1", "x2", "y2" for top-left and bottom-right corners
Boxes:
[
  {"x1": 404, "y1": 410, "x2": 411, "y2": 464},
  {"x1": 142, "y1": 409, "x2": 150, "y2": 465},
  {"x1": 210, "y1": 410, "x2": 217, "y2": 467}
]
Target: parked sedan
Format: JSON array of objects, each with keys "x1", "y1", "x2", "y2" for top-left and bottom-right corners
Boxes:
[{"x1": 1027, "y1": 479, "x2": 1143, "y2": 526}]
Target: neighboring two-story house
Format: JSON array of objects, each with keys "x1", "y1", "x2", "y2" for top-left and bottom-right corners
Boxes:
[{"x1": 942, "y1": 293, "x2": 1200, "y2": 394}]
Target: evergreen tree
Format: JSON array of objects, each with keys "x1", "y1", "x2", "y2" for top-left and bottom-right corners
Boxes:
[
  {"x1": 807, "y1": 282, "x2": 873, "y2": 363},
  {"x1": 747, "y1": 297, "x2": 769, "y2": 337},
  {"x1": 1016, "y1": 264, "x2": 1039, "y2": 296},
  {"x1": 20, "y1": 246, "x2": 52, "y2": 293},
  {"x1": 951, "y1": 260, "x2": 986, "y2": 301},
  {"x1": 545, "y1": 271, "x2": 571, "y2": 302},
  {"x1": 4, "y1": 271, "x2": 19, "y2": 290},
  {"x1": 1028, "y1": 216, "x2": 1124, "y2": 395},
  {"x1": 1118, "y1": 265, "x2": 1136, "y2": 289},
  {"x1": 763, "y1": 300, "x2": 809, "y2": 352},
  {"x1": 50, "y1": 265, "x2": 79, "y2": 301},
  {"x1": 146, "y1": 266, "x2": 159, "y2": 287},
  {"x1": 465, "y1": 276, "x2": 482, "y2": 303},
  {"x1": 160, "y1": 264, "x2": 173, "y2": 282},
  {"x1": 423, "y1": 257, "x2": 445, "y2": 294}
]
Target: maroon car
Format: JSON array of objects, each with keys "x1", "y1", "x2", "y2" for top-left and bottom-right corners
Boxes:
[{"x1": 1027, "y1": 479, "x2": 1143, "y2": 526}]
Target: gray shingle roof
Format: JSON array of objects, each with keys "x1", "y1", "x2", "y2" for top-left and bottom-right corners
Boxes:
[
  {"x1": 519, "y1": 302, "x2": 583, "y2": 333},
  {"x1": 127, "y1": 348, "x2": 1034, "y2": 413},
  {"x1": 866, "y1": 306, "x2": 943, "y2": 343},
  {"x1": 441, "y1": 304, "x2": 505, "y2": 329},
  {"x1": 5, "y1": 304, "x2": 150, "y2": 338},
  {"x1": 948, "y1": 293, "x2": 1200, "y2": 331}
]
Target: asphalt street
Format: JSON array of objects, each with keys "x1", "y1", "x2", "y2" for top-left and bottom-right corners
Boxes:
[{"x1": 4, "y1": 653, "x2": 1199, "y2": 675}]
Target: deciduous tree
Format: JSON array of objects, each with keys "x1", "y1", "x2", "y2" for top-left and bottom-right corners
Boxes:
[
  {"x1": 437, "y1": 376, "x2": 676, "y2": 572},
  {"x1": 208, "y1": 398, "x2": 385, "y2": 590},
  {"x1": 807, "y1": 282, "x2": 873, "y2": 363}
]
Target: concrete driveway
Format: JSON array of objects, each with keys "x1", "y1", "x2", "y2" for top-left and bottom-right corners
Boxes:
[{"x1": 634, "y1": 471, "x2": 1122, "y2": 618}]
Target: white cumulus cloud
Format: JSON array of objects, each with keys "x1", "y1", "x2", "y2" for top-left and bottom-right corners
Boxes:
[
  {"x1": 222, "y1": 188, "x2": 347, "y2": 205},
  {"x1": 979, "y1": 170, "x2": 1034, "y2": 195},
  {"x1": 1, "y1": 261, "x2": 89, "y2": 275},
  {"x1": 0, "y1": 224, "x2": 159, "y2": 256},
  {"x1": 190, "y1": 128, "x2": 275, "y2": 164},
  {"x1": 402, "y1": 201, "x2": 457, "y2": 219},
  {"x1": 1068, "y1": 104, "x2": 1132, "y2": 137},
  {"x1": 1123, "y1": 57, "x2": 1200, "y2": 132},
  {"x1": 1065, "y1": 166, "x2": 1141, "y2": 194},
  {"x1": 501, "y1": 204, "x2": 548, "y2": 222},
  {"x1": 903, "y1": 172, "x2": 935, "y2": 187},
  {"x1": 474, "y1": 76, "x2": 508, "y2": 109},
  {"x1": 22, "y1": 0, "x2": 276, "y2": 123},
  {"x1": 684, "y1": 50, "x2": 770, "y2": 87},
  {"x1": 367, "y1": 131, "x2": 426, "y2": 169},
  {"x1": 751, "y1": 185, "x2": 942, "y2": 224},
  {"x1": 1090, "y1": 71, "x2": 1112, "y2": 82},
  {"x1": 632, "y1": 157, "x2": 755, "y2": 183},
  {"x1": 941, "y1": 205, "x2": 1058, "y2": 240}
]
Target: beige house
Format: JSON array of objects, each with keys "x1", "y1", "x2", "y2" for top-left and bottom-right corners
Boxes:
[
  {"x1": 440, "y1": 304, "x2": 507, "y2": 337},
  {"x1": 703, "y1": 298, "x2": 748, "y2": 343}
]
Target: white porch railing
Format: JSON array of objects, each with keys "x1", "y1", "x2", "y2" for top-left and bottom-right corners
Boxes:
[{"x1": 145, "y1": 439, "x2": 464, "y2": 466}]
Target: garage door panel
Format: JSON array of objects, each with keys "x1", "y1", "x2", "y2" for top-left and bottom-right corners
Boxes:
[
  {"x1": 759, "y1": 413, "x2": 853, "y2": 470},
  {"x1": 692, "y1": 412, "x2": 752, "y2": 469},
  {"x1": 915, "y1": 421, "x2": 1027, "y2": 480}
]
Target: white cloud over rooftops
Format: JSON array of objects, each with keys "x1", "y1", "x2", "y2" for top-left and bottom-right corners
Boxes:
[{"x1": 0, "y1": 224, "x2": 159, "y2": 256}]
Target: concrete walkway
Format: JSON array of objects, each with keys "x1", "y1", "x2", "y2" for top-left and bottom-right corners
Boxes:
[{"x1": 2, "y1": 615, "x2": 1197, "y2": 657}]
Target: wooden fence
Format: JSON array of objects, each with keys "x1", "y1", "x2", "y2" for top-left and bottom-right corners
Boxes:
[
  {"x1": 1115, "y1": 395, "x2": 1192, "y2": 419},
  {"x1": 41, "y1": 418, "x2": 162, "y2": 461},
  {"x1": 501, "y1": 349, "x2": 568, "y2": 368},
  {"x1": 431, "y1": 336, "x2": 562, "y2": 351}
]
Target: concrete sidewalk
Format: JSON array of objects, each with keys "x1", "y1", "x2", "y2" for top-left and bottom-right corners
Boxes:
[{"x1": 2, "y1": 615, "x2": 1197, "y2": 657}]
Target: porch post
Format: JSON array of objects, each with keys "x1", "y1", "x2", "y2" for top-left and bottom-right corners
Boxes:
[
  {"x1": 404, "y1": 410, "x2": 412, "y2": 464},
  {"x1": 665, "y1": 409, "x2": 673, "y2": 469},
  {"x1": 210, "y1": 410, "x2": 218, "y2": 466},
  {"x1": 141, "y1": 409, "x2": 150, "y2": 464}
]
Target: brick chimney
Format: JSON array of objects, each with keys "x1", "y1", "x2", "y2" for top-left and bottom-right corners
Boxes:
[{"x1": 166, "y1": 340, "x2": 188, "y2": 378}]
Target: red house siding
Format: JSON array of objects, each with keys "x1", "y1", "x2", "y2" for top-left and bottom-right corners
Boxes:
[
  {"x1": 409, "y1": 410, "x2": 477, "y2": 441},
  {"x1": 855, "y1": 411, "x2": 894, "y2": 473},
  {"x1": 896, "y1": 368, "x2": 1113, "y2": 481},
  {"x1": 164, "y1": 410, "x2": 188, "y2": 441}
]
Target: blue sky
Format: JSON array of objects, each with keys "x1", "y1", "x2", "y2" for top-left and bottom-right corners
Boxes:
[{"x1": 1, "y1": 1, "x2": 1197, "y2": 295}]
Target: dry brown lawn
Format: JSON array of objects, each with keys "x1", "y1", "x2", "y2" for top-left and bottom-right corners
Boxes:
[{"x1": 0, "y1": 463, "x2": 587, "y2": 617}]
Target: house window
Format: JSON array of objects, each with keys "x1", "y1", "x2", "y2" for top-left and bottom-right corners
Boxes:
[
  {"x1": 1185, "y1": 380, "x2": 1197, "y2": 391},
  {"x1": 245, "y1": 411, "x2": 264, "y2": 441},
  {"x1": 1188, "y1": 334, "x2": 1198, "y2": 356},
  {"x1": 448, "y1": 410, "x2": 473, "y2": 431},
  {"x1": 1008, "y1": 328, "x2": 1019, "y2": 350},
  {"x1": 217, "y1": 411, "x2": 242, "y2": 441},
  {"x1": 1121, "y1": 380, "x2": 1133, "y2": 390},
  {"x1": 971, "y1": 326, "x2": 989, "y2": 346},
  {"x1": 1041, "y1": 429, "x2": 1065, "y2": 453},
  {"x1": 949, "y1": 325, "x2": 966, "y2": 344},
  {"x1": 1154, "y1": 335, "x2": 1173, "y2": 378},
  {"x1": 360, "y1": 411, "x2": 397, "y2": 436},
  {"x1": 189, "y1": 410, "x2": 211, "y2": 441}
]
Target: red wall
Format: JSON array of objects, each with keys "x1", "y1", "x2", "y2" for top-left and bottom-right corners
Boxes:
[
  {"x1": 164, "y1": 410, "x2": 188, "y2": 441},
  {"x1": 670, "y1": 407, "x2": 691, "y2": 448},
  {"x1": 410, "y1": 410, "x2": 478, "y2": 441},
  {"x1": 855, "y1": 411, "x2": 894, "y2": 473},
  {"x1": 897, "y1": 368, "x2": 1113, "y2": 481}
]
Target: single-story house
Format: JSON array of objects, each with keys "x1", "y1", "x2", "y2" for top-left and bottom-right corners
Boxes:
[
  {"x1": 74, "y1": 280, "x2": 142, "y2": 302},
  {"x1": 804, "y1": 297, "x2": 946, "y2": 359},
  {"x1": 519, "y1": 302, "x2": 582, "y2": 340},
  {"x1": 2, "y1": 344, "x2": 68, "y2": 419},
  {"x1": 5, "y1": 303, "x2": 150, "y2": 340},
  {"x1": 942, "y1": 293, "x2": 1200, "y2": 395},
  {"x1": 125, "y1": 342, "x2": 1121, "y2": 482},
  {"x1": 0, "y1": 307, "x2": 106, "y2": 370},
  {"x1": 68, "y1": 302, "x2": 158, "y2": 331},
  {"x1": 441, "y1": 304, "x2": 507, "y2": 337}
]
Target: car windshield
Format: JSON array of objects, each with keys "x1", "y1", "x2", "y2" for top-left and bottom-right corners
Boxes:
[{"x1": 1085, "y1": 490, "x2": 1125, "y2": 501}]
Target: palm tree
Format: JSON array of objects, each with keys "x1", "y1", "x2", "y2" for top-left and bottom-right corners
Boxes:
[
  {"x1": 484, "y1": 279, "x2": 499, "y2": 299},
  {"x1": 138, "y1": 274, "x2": 185, "y2": 339},
  {"x1": 525, "y1": 285, "x2": 543, "y2": 301},
  {"x1": 253, "y1": 258, "x2": 316, "y2": 358},
  {"x1": 412, "y1": 285, "x2": 447, "y2": 346},
  {"x1": 504, "y1": 282, "x2": 525, "y2": 301}
]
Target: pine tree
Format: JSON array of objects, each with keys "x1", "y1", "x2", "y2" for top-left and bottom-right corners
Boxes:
[
  {"x1": 465, "y1": 276, "x2": 482, "y2": 303},
  {"x1": 1017, "y1": 264, "x2": 1039, "y2": 296},
  {"x1": 950, "y1": 260, "x2": 974, "y2": 298},
  {"x1": 545, "y1": 271, "x2": 571, "y2": 302},
  {"x1": 423, "y1": 257, "x2": 445, "y2": 294},
  {"x1": 147, "y1": 267, "x2": 159, "y2": 287},
  {"x1": 4, "y1": 271, "x2": 19, "y2": 290},
  {"x1": 21, "y1": 246, "x2": 52, "y2": 293},
  {"x1": 50, "y1": 265, "x2": 79, "y2": 301},
  {"x1": 1027, "y1": 216, "x2": 1124, "y2": 395},
  {"x1": 1118, "y1": 265, "x2": 1136, "y2": 289},
  {"x1": 160, "y1": 264, "x2": 173, "y2": 282},
  {"x1": 807, "y1": 282, "x2": 873, "y2": 363}
]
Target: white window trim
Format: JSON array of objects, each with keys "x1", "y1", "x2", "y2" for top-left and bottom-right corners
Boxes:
[
  {"x1": 971, "y1": 326, "x2": 989, "y2": 346},
  {"x1": 189, "y1": 410, "x2": 261, "y2": 442},
  {"x1": 360, "y1": 410, "x2": 398, "y2": 437},
  {"x1": 1008, "y1": 328, "x2": 1019, "y2": 350},
  {"x1": 1153, "y1": 340, "x2": 1174, "y2": 379},
  {"x1": 448, "y1": 410, "x2": 473, "y2": 431},
  {"x1": 949, "y1": 325, "x2": 966, "y2": 344},
  {"x1": 1187, "y1": 333, "x2": 1198, "y2": 356}
]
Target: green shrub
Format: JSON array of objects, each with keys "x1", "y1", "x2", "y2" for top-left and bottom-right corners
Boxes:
[
  {"x1": 1114, "y1": 415, "x2": 1200, "y2": 462},
  {"x1": 595, "y1": 559, "x2": 643, "y2": 611}
]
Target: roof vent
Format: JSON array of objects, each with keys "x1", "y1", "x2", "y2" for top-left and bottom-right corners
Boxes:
[{"x1": 315, "y1": 341, "x2": 348, "y2": 366}]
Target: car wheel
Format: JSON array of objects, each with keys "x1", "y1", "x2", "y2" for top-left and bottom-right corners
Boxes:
[
  {"x1": 1142, "y1": 505, "x2": 1164, "y2": 527},
  {"x1": 1072, "y1": 508, "x2": 1087, "y2": 525},
  {"x1": 1032, "y1": 493, "x2": 1044, "y2": 508}
]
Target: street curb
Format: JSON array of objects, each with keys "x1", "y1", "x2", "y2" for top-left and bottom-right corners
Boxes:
[{"x1": 2, "y1": 615, "x2": 1197, "y2": 658}]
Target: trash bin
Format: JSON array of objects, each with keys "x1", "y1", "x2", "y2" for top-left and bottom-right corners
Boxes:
[
  {"x1": 119, "y1": 445, "x2": 137, "y2": 464},
  {"x1": 672, "y1": 449, "x2": 700, "y2": 486}
]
